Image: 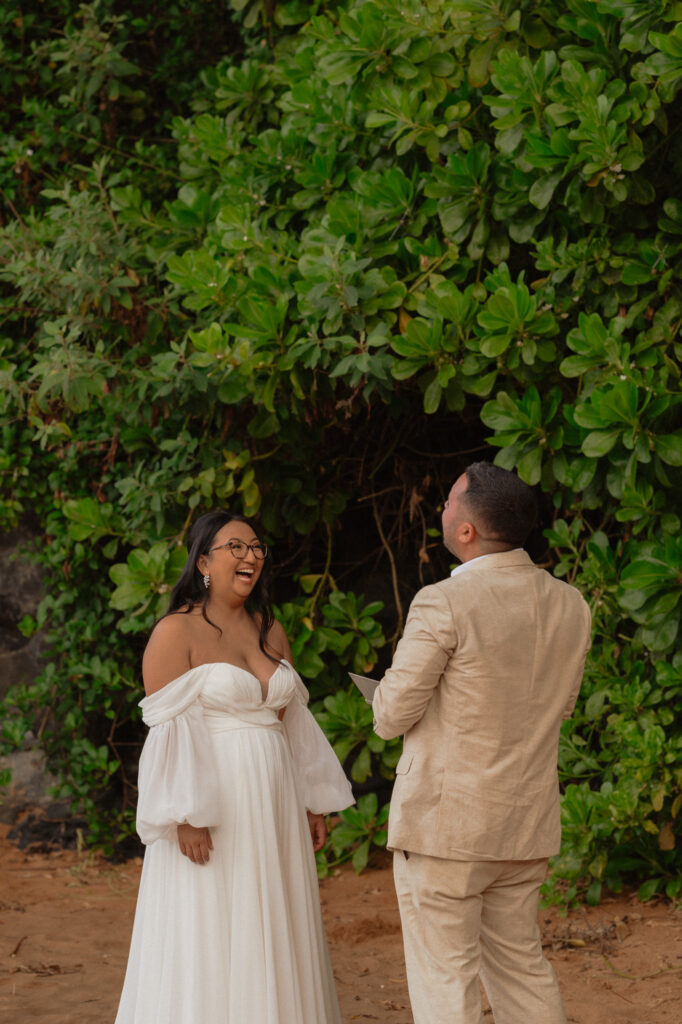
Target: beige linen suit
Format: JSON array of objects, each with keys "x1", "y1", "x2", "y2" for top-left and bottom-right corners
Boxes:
[{"x1": 373, "y1": 549, "x2": 591, "y2": 1024}]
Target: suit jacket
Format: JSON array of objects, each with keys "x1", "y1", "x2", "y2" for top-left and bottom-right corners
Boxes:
[{"x1": 372, "y1": 549, "x2": 591, "y2": 861}]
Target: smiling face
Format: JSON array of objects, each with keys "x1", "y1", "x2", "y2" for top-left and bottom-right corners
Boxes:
[{"x1": 197, "y1": 519, "x2": 265, "y2": 602}]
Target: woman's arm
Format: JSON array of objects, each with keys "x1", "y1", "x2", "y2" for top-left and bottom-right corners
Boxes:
[
  {"x1": 266, "y1": 618, "x2": 293, "y2": 721},
  {"x1": 141, "y1": 613, "x2": 214, "y2": 863},
  {"x1": 142, "y1": 615, "x2": 193, "y2": 695},
  {"x1": 267, "y1": 618, "x2": 330, "y2": 849},
  {"x1": 266, "y1": 616, "x2": 293, "y2": 663}
]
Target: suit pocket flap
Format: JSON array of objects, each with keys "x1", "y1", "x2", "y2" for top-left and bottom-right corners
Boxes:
[{"x1": 395, "y1": 753, "x2": 413, "y2": 776}]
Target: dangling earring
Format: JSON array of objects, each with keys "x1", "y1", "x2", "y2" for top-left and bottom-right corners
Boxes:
[{"x1": 203, "y1": 573, "x2": 210, "y2": 589}]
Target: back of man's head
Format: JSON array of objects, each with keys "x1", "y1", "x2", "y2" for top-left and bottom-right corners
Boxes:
[{"x1": 463, "y1": 463, "x2": 538, "y2": 548}]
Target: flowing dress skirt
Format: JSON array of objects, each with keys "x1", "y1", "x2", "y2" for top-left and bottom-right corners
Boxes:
[{"x1": 115, "y1": 720, "x2": 342, "y2": 1024}]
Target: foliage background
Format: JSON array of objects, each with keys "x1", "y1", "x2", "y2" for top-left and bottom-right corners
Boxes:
[{"x1": 1, "y1": 0, "x2": 681, "y2": 900}]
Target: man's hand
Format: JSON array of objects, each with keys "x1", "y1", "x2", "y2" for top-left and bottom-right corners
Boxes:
[
  {"x1": 307, "y1": 811, "x2": 327, "y2": 852},
  {"x1": 177, "y1": 823, "x2": 213, "y2": 865}
]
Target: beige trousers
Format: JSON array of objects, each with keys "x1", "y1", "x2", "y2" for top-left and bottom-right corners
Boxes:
[{"x1": 393, "y1": 850, "x2": 567, "y2": 1024}]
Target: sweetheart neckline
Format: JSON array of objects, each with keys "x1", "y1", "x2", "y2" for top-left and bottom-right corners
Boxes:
[{"x1": 190, "y1": 659, "x2": 286, "y2": 703}]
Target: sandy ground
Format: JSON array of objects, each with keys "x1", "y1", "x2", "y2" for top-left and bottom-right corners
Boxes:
[{"x1": 1, "y1": 825, "x2": 681, "y2": 1023}]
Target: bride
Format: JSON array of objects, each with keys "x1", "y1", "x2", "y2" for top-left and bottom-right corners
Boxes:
[{"x1": 115, "y1": 511, "x2": 354, "y2": 1024}]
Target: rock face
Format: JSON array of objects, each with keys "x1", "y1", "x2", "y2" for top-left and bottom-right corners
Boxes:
[
  {"x1": 0, "y1": 526, "x2": 45, "y2": 702},
  {"x1": 0, "y1": 744, "x2": 62, "y2": 826},
  {"x1": 0, "y1": 526, "x2": 51, "y2": 824}
]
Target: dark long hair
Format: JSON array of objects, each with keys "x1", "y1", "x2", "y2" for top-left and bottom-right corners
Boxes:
[{"x1": 165, "y1": 511, "x2": 277, "y2": 662}]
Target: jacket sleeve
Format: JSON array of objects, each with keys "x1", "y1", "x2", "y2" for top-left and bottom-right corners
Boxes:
[
  {"x1": 136, "y1": 676, "x2": 220, "y2": 845},
  {"x1": 562, "y1": 597, "x2": 593, "y2": 720},
  {"x1": 373, "y1": 584, "x2": 455, "y2": 740},
  {"x1": 282, "y1": 671, "x2": 355, "y2": 815}
]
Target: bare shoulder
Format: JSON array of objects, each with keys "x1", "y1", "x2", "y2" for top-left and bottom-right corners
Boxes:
[
  {"x1": 143, "y1": 612, "x2": 194, "y2": 695},
  {"x1": 146, "y1": 610, "x2": 196, "y2": 649},
  {"x1": 265, "y1": 616, "x2": 293, "y2": 662}
]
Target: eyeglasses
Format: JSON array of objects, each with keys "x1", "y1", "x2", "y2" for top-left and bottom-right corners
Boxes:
[{"x1": 210, "y1": 539, "x2": 268, "y2": 560}]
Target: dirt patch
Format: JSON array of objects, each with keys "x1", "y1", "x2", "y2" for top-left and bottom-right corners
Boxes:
[{"x1": 0, "y1": 825, "x2": 680, "y2": 1023}]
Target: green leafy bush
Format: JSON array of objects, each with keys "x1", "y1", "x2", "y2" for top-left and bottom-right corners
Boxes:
[
  {"x1": 1, "y1": 0, "x2": 681, "y2": 897},
  {"x1": 323, "y1": 792, "x2": 390, "y2": 875}
]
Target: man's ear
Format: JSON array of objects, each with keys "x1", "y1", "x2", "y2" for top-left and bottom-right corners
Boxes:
[{"x1": 456, "y1": 520, "x2": 476, "y2": 547}]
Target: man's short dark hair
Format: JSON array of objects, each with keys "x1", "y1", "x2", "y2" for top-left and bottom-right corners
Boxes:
[{"x1": 462, "y1": 462, "x2": 538, "y2": 547}]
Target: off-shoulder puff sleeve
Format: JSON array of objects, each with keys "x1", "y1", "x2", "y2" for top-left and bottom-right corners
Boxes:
[
  {"x1": 136, "y1": 671, "x2": 219, "y2": 845},
  {"x1": 282, "y1": 669, "x2": 355, "y2": 815}
]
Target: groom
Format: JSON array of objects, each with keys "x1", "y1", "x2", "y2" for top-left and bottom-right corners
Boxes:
[{"x1": 372, "y1": 463, "x2": 591, "y2": 1024}]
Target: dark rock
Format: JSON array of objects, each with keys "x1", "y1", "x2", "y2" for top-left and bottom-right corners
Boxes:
[
  {"x1": 0, "y1": 526, "x2": 46, "y2": 701},
  {"x1": 7, "y1": 805, "x2": 87, "y2": 852},
  {"x1": 0, "y1": 747, "x2": 60, "y2": 824}
]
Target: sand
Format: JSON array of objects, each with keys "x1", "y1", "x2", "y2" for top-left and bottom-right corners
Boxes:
[{"x1": 1, "y1": 825, "x2": 680, "y2": 1023}]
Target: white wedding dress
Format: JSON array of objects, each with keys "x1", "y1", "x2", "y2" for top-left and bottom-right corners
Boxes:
[{"x1": 115, "y1": 659, "x2": 354, "y2": 1024}]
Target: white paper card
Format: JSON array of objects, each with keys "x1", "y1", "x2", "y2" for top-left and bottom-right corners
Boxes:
[{"x1": 349, "y1": 672, "x2": 380, "y2": 703}]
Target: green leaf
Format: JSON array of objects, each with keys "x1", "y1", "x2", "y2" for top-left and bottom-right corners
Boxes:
[
  {"x1": 366, "y1": 111, "x2": 395, "y2": 128},
  {"x1": 586, "y1": 879, "x2": 602, "y2": 905},
  {"x1": 352, "y1": 839, "x2": 371, "y2": 873},
  {"x1": 641, "y1": 614, "x2": 679, "y2": 652},
  {"x1": 637, "y1": 878, "x2": 660, "y2": 902},
  {"x1": 529, "y1": 172, "x2": 563, "y2": 210},
  {"x1": 468, "y1": 38, "x2": 496, "y2": 87},
  {"x1": 63, "y1": 498, "x2": 116, "y2": 542},
  {"x1": 517, "y1": 446, "x2": 542, "y2": 485},
  {"x1": 423, "y1": 375, "x2": 442, "y2": 414},
  {"x1": 351, "y1": 744, "x2": 372, "y2": 782},
  {"x1": 655, "y1": 434, "x2": 682, "y2": 466},
  {"x1": 479, "y1": 333, "x2": 512, "y2": 357},
  {"x1": 582, "y1": 429, "x2": 621, "y2": 457}
]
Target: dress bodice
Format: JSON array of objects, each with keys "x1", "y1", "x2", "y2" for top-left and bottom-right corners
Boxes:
[
  {"x1": 136, "y1": 656, "x2": 354, "y2": 842},
  {"x1": 197, "y1": 660, "x2": 298, "y2": 716}
]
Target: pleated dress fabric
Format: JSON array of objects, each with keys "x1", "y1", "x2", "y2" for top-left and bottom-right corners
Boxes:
[{"x1": 115, "y1": 660, "x2": 354, "y2": 1024}]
